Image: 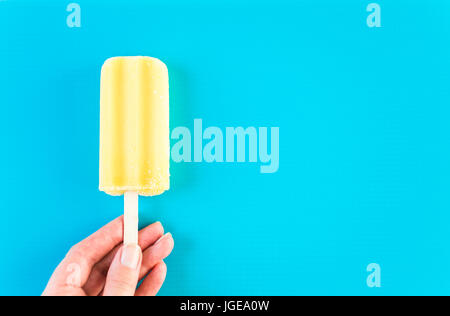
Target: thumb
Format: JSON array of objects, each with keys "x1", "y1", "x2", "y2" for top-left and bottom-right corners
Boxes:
[{"x1": 103, "y1": 244, "x2": 142, "y2": 296}]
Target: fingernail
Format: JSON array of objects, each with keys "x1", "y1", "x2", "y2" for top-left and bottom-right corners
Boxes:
[
  {"x1": 154, "y1": 233, "x2": 172, "y2": 247},
  {"x1": 121, "y1": 244, "x2": 141, "y2": 269}
]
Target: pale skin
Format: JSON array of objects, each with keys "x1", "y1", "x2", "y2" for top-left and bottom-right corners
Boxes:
[{"x1": 43, "y1": 216, "x2": 174, "y2": 296}]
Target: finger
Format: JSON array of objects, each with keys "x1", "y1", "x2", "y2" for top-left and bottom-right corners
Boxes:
[
  {"x1": 139, "y1": 233, "x2": 174, "y2": 280},
  {"x1": 46, "y1": 216, "x2": 125, "y2": 289},
  {"x1": 83, "y1": 221, "x2": 164, "y2": 296},
  {"x1": 103, "y1": 245, "x2": 142, "y2": 296},
  {"x1": 135, "y1": 261, "x2": 167, "y2": 296},
  {"x1": 72, "y1": 216, "x2": 125, "y2": 263}
]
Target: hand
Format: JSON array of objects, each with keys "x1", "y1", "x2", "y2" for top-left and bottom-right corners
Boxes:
[{"x1": 43, "y1": 216, "x2": 174, "y2": 296}]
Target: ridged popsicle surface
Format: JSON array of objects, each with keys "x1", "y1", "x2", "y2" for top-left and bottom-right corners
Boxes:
[{"x1": 99, "y1": 57, "x2": 170, "y2": 196}]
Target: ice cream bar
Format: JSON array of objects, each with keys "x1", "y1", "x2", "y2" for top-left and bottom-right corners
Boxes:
[{"x1": 99, "y1": 56, "x2": 170, "y2": 244}]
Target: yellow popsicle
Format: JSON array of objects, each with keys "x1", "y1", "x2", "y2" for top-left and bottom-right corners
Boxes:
[{"x1": 99, "y1": 56, "x2": 170, "y2": 197}]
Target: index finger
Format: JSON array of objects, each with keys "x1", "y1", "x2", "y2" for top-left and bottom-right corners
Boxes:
[
  {"x1": 71, "y1": 215, "x2": 125, "y2": 263},
  {"x1": 50, "y1": 216, "x2": 125, "y2": 289}
]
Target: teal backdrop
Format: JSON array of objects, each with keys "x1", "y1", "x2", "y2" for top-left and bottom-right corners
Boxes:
[{"x1": 1, "y1": 0, "x2": 450, "y2": 295}]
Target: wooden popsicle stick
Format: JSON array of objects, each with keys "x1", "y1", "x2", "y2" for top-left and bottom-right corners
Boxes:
[{"x1": 124, "y1": 191, "x2": 139, "y2": 245}]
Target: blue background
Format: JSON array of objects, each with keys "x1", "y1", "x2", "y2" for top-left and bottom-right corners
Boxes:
[{"x1": 1, "y1": 0, "x2": 450, "y2": 296}]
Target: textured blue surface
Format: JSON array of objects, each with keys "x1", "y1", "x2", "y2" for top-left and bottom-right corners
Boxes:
[{"x1": 1, "y1": 0, "x2": 450, "y2": 295}]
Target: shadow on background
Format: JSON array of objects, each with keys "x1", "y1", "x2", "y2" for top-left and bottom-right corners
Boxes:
[{"x1": 168, "y1": 62, "x2": 194, "y2": 189}]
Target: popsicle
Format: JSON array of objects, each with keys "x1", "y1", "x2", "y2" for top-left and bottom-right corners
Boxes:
[{"x1": 99, "y1": 56, "x2": 170, "y2": 245}]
